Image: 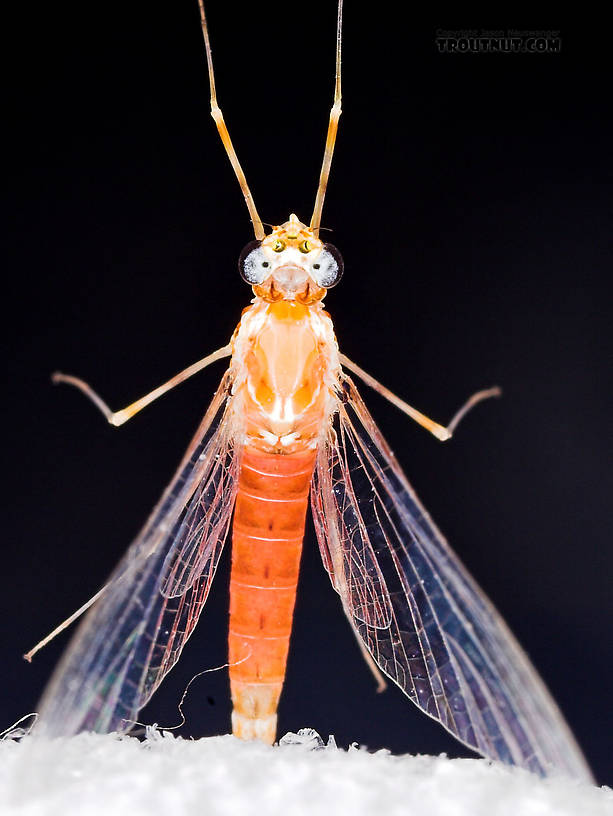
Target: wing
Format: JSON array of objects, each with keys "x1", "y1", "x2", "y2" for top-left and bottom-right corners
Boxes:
[
  {"x1": 311, "y1": 373, "x2": 593, "y2": 782},
  {"x1": 36, "y1": 369, "x2": 241, "y2": 737}
]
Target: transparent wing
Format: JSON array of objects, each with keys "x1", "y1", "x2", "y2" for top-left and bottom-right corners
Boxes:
[
  {"x1": 311, "y1": 374, "x2": 593, "y2": 782},
  {"x1": 36, "y1": 369, "x2": 241, "y2": 737}
]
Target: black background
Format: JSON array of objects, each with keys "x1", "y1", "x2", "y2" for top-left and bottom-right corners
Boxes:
[{"x1": 5, "y1": 2, "x2": 612, "y2": 785}]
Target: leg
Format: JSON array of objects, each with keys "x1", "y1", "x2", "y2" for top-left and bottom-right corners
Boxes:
[
  {"x1": 340, "y1": 353, "x2": 501, "y2": 441},
  {"x1": 24, "y1": 584, "x2": 109, "y2": 662},
  {"x1": 53, "y1": 343, "x2": 232, "y2": 427},
  {"x1": 27, "y1": 345, "x2": 233, "y2": 660},
  {"x1": 310, "y1": 1, "x2": 343, "y2": 235},
  {"x1": 197, "y1": 0, "x2": 264, "y2": 239},
  {"x1": 351, "y1": 626, "x2": 387, "y2": 693}
]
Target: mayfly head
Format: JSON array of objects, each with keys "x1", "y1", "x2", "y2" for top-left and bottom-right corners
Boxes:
[{"x1": 238, "y1": 214, "x2": 343, "y2": 303}]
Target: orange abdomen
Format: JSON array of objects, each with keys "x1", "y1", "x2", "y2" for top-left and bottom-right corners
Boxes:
[{"x1": 228, "y1": 444, "x2": 317, "y2": 743}]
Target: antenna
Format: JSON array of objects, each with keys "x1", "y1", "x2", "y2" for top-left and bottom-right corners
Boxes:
[
  {"x1": 197, "y1": 0, "x2": 265, "y2": 240},
  {"x1": 310, "y1": 0, "x2": 343, "y2": 236}
]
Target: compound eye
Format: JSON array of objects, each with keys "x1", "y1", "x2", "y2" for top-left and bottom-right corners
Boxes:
[
  {"x1": 311, "y1": 243, "x2": 344, "y2": 288},
  {"x1": 238, "y1": 240, "x2": 270, "y2": 285}
]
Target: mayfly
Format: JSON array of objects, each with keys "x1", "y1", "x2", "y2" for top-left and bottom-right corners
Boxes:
[{"x1": 29, "y1": 0, "x2": 593, "y2": 783}]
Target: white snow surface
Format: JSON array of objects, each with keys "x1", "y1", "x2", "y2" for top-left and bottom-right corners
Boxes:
[{"x1": 0, "y1": 728, "x2": 610, "y2": 816}]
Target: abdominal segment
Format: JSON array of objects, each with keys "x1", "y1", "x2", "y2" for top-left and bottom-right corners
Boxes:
[{"x1": 228, "y1": 445, "x2": 317, "y2": 743}]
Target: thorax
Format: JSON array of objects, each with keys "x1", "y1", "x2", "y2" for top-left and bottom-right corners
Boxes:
[{"x1": 231, "y1": 299, "x2": 338, "y2": 453}]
